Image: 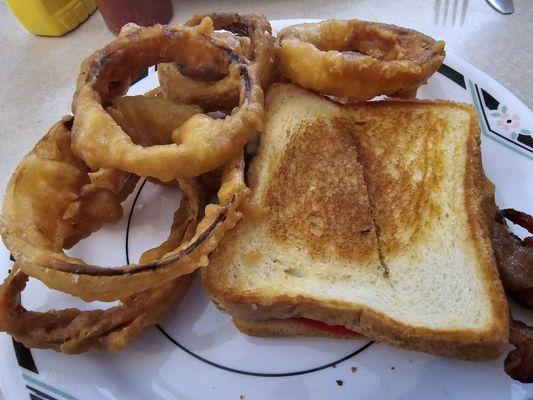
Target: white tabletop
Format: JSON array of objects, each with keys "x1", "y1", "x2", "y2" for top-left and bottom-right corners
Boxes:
[{"x1": 0, "y1": 1, "x2": 532, "y2": 398}]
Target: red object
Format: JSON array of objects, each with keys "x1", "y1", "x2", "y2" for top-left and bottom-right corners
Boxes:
[
  {"x1": 96, "y1": 0, "x2": 173, "y2": 35},
  {"x1": 292, "y1": 318, "x2": 363, "y2": 337}
]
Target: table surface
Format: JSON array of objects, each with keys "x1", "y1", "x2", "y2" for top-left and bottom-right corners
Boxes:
[{"x1": 0, "y1": 0, "x2": 532, "y2": 398}]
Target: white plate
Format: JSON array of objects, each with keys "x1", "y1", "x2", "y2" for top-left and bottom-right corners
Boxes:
[{"x1": 1, "y1": 19, "x2": 532, "y2": 400}]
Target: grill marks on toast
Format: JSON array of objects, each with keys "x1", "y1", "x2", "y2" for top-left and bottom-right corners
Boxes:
[
  {"x1": 265, "y1": 118, "x2": 381, "y2": 266},
  {"x1": 350, "y1": 107, "x2": 448, "y2": 258},
  {"x1": 203, "y1": 85, "x2": 509, "y2": 357},
  {"x1": 262, "y1": 108, "x2": 448, "y2": 277}
]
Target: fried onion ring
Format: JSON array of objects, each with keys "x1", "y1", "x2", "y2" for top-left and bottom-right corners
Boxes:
[
  {"x1": 107, "y1": 95, "x2": 202, "y2": 146},
  {"x1": 0, "y1": 179, "x2": 203, "y2": 353},
  {"x1": 187, "y1": 12, "x2": 274, "y2": 88},
  {"x1": 71, "y1": 19, "x2": 263, "y2": 181},
  {"x1": 2, "y1": 117, "x2": 249, "y2": 302},
  {"x1": 1, "y1": 117, "x2": 138, "y2": 253},
  {"x1": 158, "y1": 62, "x2": 243, "y2": 114},
  {"x1": 277, "y1": 19, "x2": 445, "y2": 100},
  {"x1": 158, "y1": 12, "x2": 274, "y2": 112}
]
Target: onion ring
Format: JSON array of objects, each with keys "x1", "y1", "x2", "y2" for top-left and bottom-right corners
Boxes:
[
  {"x1": 71, "y1": 19, "x2": 263, "y2": 181},
  {"x1": 158, "y1": 12, "x2": 274, "y2": 112},
  {"x1": 2, "y1": 117, "x2": 249, "y2": 302},
  {"x1": 157, "y1": 30, "x2": 249, "y2": 113},
  {"x1": 106, "y1": 95, "x2": 202, "y2": 146},
  {"x1": 0, "y1": 179, "x2": 202, "y2": 353},
  {"x1": 277, "y1": 19, "x2": 445, "y2": 100},
  {"x1": 187, "y1": 12, "x2": 274, "y2": 88},
  {"x1": 158, "y1": 62, "x2": 243, "y2": 114},
  {"x1": 1, "y1": 117, "x2": 138, "y2": 253}
]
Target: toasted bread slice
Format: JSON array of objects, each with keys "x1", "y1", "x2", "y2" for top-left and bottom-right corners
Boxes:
[{"x1": 203, "y1": 84, "x2": 509, "y2": 360}]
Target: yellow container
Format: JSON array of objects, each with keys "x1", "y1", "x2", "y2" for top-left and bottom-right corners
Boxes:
[{"x1": 6, "y1": 0, "x2": 96, "y2": 36}]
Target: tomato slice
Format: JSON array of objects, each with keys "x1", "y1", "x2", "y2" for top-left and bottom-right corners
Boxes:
[{"x1": 291, "y1": 317, "x2": 363, "y2": 337}]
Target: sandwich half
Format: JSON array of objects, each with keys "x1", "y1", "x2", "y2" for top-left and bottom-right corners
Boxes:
[{"x1": 203, "y1": 83, "x2": 509, "y2": 360}]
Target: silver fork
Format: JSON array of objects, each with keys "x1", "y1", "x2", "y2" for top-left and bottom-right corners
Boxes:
[{"x1": 434, "y1": 0, "x2": 469, "y2": 26}]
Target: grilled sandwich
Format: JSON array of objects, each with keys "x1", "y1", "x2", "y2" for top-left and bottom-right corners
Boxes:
[{"x1": 203, "y1": 83, "x2": 509, "y2": 360}]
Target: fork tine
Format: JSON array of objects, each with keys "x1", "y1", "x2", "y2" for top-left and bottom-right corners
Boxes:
[
  {"x1": 443, "y1": 0, "x2": 450, "y2": 25},
  {"x1": 452, "y1": 0, "x2": 459, "y2": 26},
  {"x1": 434, "y1": 0, "x2": 442, "y2": 25},
  {"x1": 460, "y1": 0, "x2": 469, "y2": 25}
]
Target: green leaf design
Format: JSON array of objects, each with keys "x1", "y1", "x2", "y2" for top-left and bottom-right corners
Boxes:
[
  {"x1": 501, "y1": 105, "x2": 508, "y2": 113},
  {"x1": 491, "y1": 112, "x2": 501, "y2": 117}
]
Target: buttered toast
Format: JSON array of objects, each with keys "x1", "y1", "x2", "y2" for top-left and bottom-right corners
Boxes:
[{"x1": 203, "y1": 84, "x2": 509, "y2": 360}]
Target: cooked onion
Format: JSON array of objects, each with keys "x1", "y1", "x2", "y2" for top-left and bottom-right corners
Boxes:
[
  {"x1": 0, "y1": 180, "x2": 201, "y2": 353},
  {"x1": 158, "y1": 12, "x2": 274, "y2": 113},
  {"x1": 72, "y1": 19, "x2": 263, "y2": 181},
  {"x1": 2, "y1": 117, "x2": 249, "y2": 302},
  {"x1": 277, "y1": 19, "x2": 445, "y2": 100}
]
